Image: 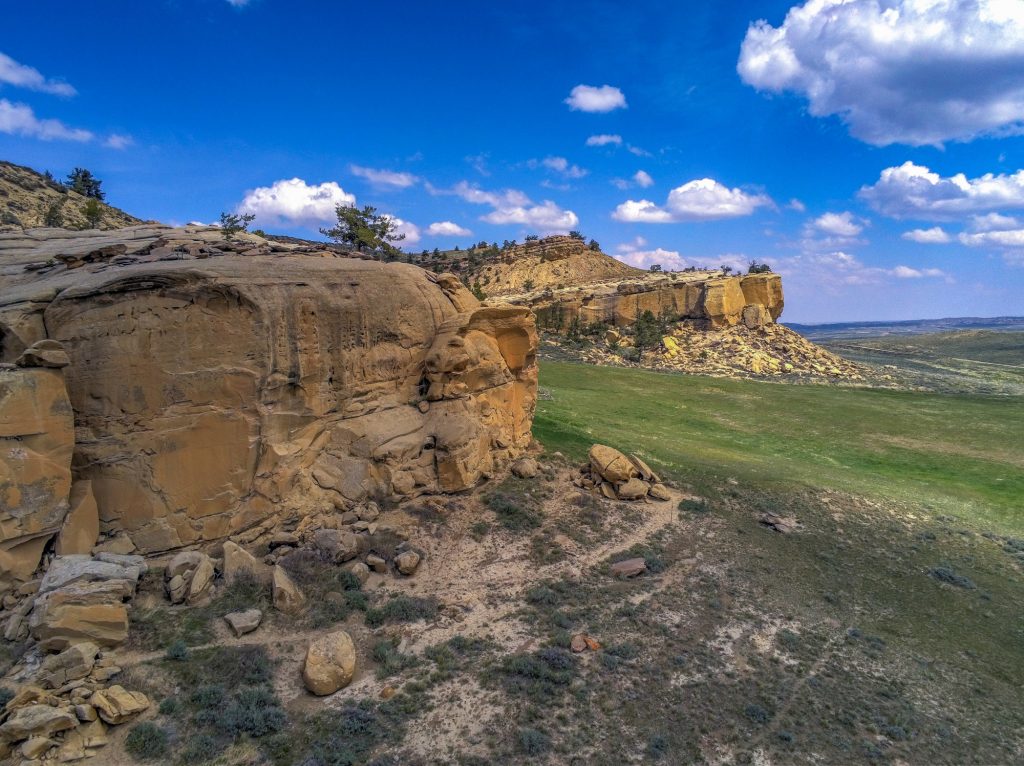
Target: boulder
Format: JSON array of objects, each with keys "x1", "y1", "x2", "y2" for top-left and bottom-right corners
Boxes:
[
  {"x1": 616, "y1": 477, "x2": 650, "y2": 500},
  {"x1": 610, "y1": 558, "x2": 647, "y2": 578},
  {"x1": 589, "y1": 444, "x2": 637, "y2": 483},
  {"x1": 39, "y1": 555, "x2": 140, "y2": 595},
  {"x1": 20, "y1": 735, "x2": 55, "y2": 759},
  {"x1": 54, "y1": 481, "x2": 99, "y2": 556},
  {"x1": 38, "y1": 642, "x2": 99, "y2": 688},
  {"x1": 0, "y1": 705, "x2": 77, "y2": 742},
  {"x1": 628, "y1": 454, "x2": 661, "y2": 483},
  {"x1": 302, "y1": 630, "x2": 357, "y2": 695},
  {"x1": 272, "y1": 565, "x2": 305, "y2": 615},
  {"x1": 366, "y1": 554, "x2": 388, "y2": 574},
  {"x1": 742, "y1": 303, "x2": 772, "y2": 330},
  {"x1": 222, "y1": 541, "x2": 271, "y2": 585},
  {"x1": 165, "y1": 551, "x2": 204, "y2": 580},
  {"x1": 395, "y1": 550, "x2": 421, "y2": 576},
  {"x1": 89, "y1": 686, "x2": 149, "y2": 724},
  {"x1": 511, "y1": 457, "x2": 540, "y2": 479},
  {"x1": 313, "y1": 529, "x2": 362, "y2": 564},
  {"x1": 29, "y1": 580, "x2": 131, "y2": 651},
  {"x1": 186, "y1": 555, "x2": 215, "y2": 604},
  {"x1": 648, "y1": 483, "x2": 672, "y2": 501},
  {"x1": 224, "y1": 608, "x2": 262, "y2": 637}
]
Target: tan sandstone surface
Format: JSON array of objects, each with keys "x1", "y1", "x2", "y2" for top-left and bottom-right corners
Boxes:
[{"x1": 0, "y1": 225, "x2": 538, "y2": 582}]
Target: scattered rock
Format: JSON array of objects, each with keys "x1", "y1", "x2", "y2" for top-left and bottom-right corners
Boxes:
[
  {"x1": 89, "y1": 686, "x2": 149, "y2": 725},
  {"x1": 610, "y1": 558, "x2": 647, "y2": 578},
  {"x1": 38, "y1": 642, "x2": 99, "y2": 689},
  {"x1": 511, "y1": 457, "x2": 541, "y2": 479},
  {"x1": 589, "y1": 444, "x2": 637, "y2": 483},
  {"x1": 20, "y1": 735, "x2": 55, "y2": 759},
  {"x1": 570, "y1": 634, "x2": 587, "y2": 653},
  {"x1": 224, "y1": 608, "x2": 262, "y2": 637},
  {"x1": 313, "y1": 529, "x2": 362, "y2": 564},
  {"x1": 366, "y1": 554, "x2": 388, "y2": 574},
  {"x1": 186, "y1": 556, "x2": 215, "y2": 604},
  {"x1": 617, "y1": 477, "x2": 650, "y2": 500},
  {"x1": 648, "y1": 483, "x2": 671, "y2": 501},
  {"x1": 345, "y1": 562, "x2": 371, "y2": 584},
  {"x1": 272, "y1": 565, "x2": 306, "y2": 615},
  {"x1": 759, "y1": 513, "x2": 799, "y2": 534},
  {"x1": 222, "y1": 541, "x2": 271, "y2": 584},
  {"x1": 395, "y1": 550, "x2": 421, "y2": 576},
  {"x1": 0, "y1": 705, "x2": 77, "y2": 742},
  {"x1": 302, "y1": 630, "x2": 357, "y2": 695}
]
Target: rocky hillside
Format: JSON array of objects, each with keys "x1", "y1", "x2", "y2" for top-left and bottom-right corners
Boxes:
[
  {"x1": 0, "y1": 161, "x2": 144, "y2": 231},
  {"x1": 466, "y1": 235, "x2": 641, "y2": 295}
]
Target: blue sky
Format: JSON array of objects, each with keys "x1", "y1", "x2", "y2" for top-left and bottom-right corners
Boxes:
[{"x1": 3, "y1": 0, "x2": 1024, "y2": 323}]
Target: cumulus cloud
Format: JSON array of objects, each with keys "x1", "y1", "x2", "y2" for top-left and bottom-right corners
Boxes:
[
  {"x1": 530, "y1": 156, "x2": 588, "y2": 179},
  {"x1": 738, "y1": 0, "x2": 1024, "y2": 146},
  {"x1": 0, "y1": 52, "x2": 75, "y2": 96},
  {"x1": 386, "y1": 216, "x2": 420, "y2": 245},
  {"x1": 443, "y1": 181, "x2": 578, "y2": 233},
  {"x1": 860, "y1": 161, "x2": 1024, "y2": 220},
  {"x1": 104, "y1": 133, "x2": 133, "y2": 150},
  {"x1": 0, "y1": 99, "x2": 92, "y2": 141},
  {"x1": 237, "y1": 178, "x2": 356, "y2": 225},
  {"x1": 780, "y1": 250, "x2": 948, "y2": 286},
  {"x1": 902, "y1": 227, "x2": 951, "y2": 244},
  {"x1": 615, "y1": 239, "x2": 750, "y2": 272},
  {"x1": 808, "y1": 211, "x2": 864, "y2": 237},
  {"x1": 427, "y1": 221, "x2": 472, "y2": 237},
  {"x1": 586, "y1": 133, "x2": 622, "y2": 147},
  {"x1": 350, "y1": 164, "x2": 418, "y2": 189},
  {"x1": 613, "y1": 178, "x2": 772, "y2": 223},
  {"x1": 633, "y1": 170, "x2": 654, "y2": 188},
  {"x1": 565, "y1": 84, "x2": 627, "y2": 113},
  {"x1": 892, "y1": 265, "x2": 947, "y2": 278}
]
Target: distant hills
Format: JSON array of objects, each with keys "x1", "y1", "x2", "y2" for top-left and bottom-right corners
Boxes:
[{"x1": 787, "y1": 316, "x2": 1024, "y2": 341}]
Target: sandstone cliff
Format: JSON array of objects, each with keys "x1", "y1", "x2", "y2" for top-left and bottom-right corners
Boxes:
[{"x1": 0, "y1": 225, "x2": 537, "y2": 582}]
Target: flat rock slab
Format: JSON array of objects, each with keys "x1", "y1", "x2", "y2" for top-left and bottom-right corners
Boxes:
[
  {"x1": 224, "y1": 609, "x2": 263, "y2": 637},
  {"x1": 610, "y1": 557, "x2": 647, "y2": 578}
]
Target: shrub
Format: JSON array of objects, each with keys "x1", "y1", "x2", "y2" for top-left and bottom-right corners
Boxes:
[
  {"x1": 219, "y1": 686, "x2": 286, "y2": 738},
  {"x1": 218, "y1": 211, "x2": 255, "y2": 240},
  {"x1": 928, "y1": 565, "x2": 975, "y2": 589},
  {"x1": 157, "y1": 696, "x2": 181, "y2": 716},
  {"x1": 165, "y1": 639, "x2": 189, "y2": 661},
  {"x1": 519, "y1": 727, "x2": 551, "y2": 754},
  {"x1": 498, "y1": 647, "x2": 578, "y2": 699},
  {"x1": 484, "y1": 483, "x2": 542, "y2": 531},
  {"x1": 372, "y1": 638, "x2": 418, "y2": 678},
  {"x1": 124, "y1": 722, "x2": 169, "y2": 761},
  {"x1": 365, "y1": 595, "x2": 438, "y2": 628}
]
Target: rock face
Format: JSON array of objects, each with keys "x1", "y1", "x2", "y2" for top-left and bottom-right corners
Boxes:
[
  {"x1": 0, "y1": 365, "x2": 75, "y2": 587},
  {"x1": 512, "y1": 271, "x2": 784, "y2": 330},
  {"x1": 0, "y1": 225, "x2": 538, "y2": 557}
]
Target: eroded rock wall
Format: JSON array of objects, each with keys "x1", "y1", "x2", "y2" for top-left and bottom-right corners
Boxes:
[
  {"x1": 0, "y1": 227, "x2": 537, "y2": 560},
  {"x1": 518, "y1": 272, "x2": 784, "y2": 330}
]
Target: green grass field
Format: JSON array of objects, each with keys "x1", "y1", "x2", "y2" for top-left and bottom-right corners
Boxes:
[{"x1": 535, "y1": 361, "x2": 1024, "y2": 535}]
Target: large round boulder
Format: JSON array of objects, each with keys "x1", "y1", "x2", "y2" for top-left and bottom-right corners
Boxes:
[{"x1": 302, "y1": 630, "x2": 357, "y2": 696}]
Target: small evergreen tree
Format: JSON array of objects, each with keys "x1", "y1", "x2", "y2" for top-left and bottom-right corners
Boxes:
[
  {"x1": 42, "y1": 199, "x2": 64, "y2": 228},
  {"x1": 633, "y1": 310, "x2": 661, "y2": 359},
  {"x1": 66, "y1": 168, "x2": 105, "y2": 200},
  {"x1": 320, "y1": 205, "x2": 405, "y2": 257},
  {"x1": 588, "y1": 239, "x2": 601, "y2": 251},
  {"x1": 569, "y1": 230, "x2": 584, "y2": 240},
  {"x1": 83, "y1": 198, "x2": 103, "y2": 228},
  {"x1": 525, "y1": 234, "x2": 539, "y2": 242},
  {"x1": 219, "y1": 212, "x2": 256, "y2": 240},
  {"x1": 747, "y1": 260, "x2": 772, "y2": 274}
]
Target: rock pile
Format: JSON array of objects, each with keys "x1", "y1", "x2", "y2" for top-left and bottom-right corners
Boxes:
[{"x1": 575, "y1": 445, "x2": 671, "y2": 502}]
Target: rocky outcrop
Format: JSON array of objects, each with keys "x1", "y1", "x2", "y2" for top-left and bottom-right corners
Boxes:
[
  {"x1": 0, "y1": 225, "x2": 538, "y2": 565},
  {"x1": 510, "y1": 271, "x2": 784, "y2": 331}
]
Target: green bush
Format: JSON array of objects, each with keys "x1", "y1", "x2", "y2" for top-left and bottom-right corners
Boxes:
[
  {"x1": 365, "y1": 595, "x2": 438, "y2": 628},
  {"x1": 124, "y1": 722, "x2": 169, "y2": 761},
  {"x1": 165, "y1": 639, "x2": 189, "y2": 661}
]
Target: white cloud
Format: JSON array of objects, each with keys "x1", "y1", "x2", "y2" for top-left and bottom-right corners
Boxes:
[
  {"x1": 237, "y1": 178, "x2": 356, "y2": 225},
  {"x1": 627, "y1": 144, "x2": 652, "y2": 157},
  {"x1": 902, "y1": 227, "x2": 951, "y2": 244},
  {"x1": 565, "y1": 84, "x2": 627, "y2": 113},
  {"x1": 442, "y1": 181, "x2": 578, "y2": 233},
  {"x1": 786, "y1": 198, "x2": 806, "y2": 213},
  {"x1": 0, "y1": 52, "x2": 75, "y2": 96},
  {"x1": 633, "y1": 170, "x2": 654, "y2": 188},
  {"x1": 738, "y1": 0, "x2": 1024, "y2": 146},
  {"x1": 613, "y1": 178, "x2": 772, "y2": 223},
  {"x1": 349, "y1": 164, "x2": 418, "y2": 189},
  {"x1": 427, "y1": 221, "x2": 472, "y2": 237},
  {"x1": 104, "y1": 133, "x2": 133, "y2": 150},
  {"x1": 970, "y1": 212, "x2": 1021, "y2": 231},
  {"x1": 615, "y1": 239, "x2": 749, "y2": 272},
  {"x1": 531, "y1": 156, "x2": 588, "y2": 179},
  {"x1": 808, "y1": 211, "x2": 864, "y2": 237},
  {"x1": 892, "y1": 265, "x2": 947, "y2": 279},
  {"x1": 226, "y1": 0, "x2": 251, "y2": 6},
  {"x1": 0, "y1": 99, "x2": 92, "y2": 142},
  {"x1": 586, "y1": 133, "x2": 622, "y2": 147},
  {"x1": 860, "y1": 161, "x2": 1024, "y2": 220},
  {"x1": 385, "y1": 216, "x2": 420, "y2": 246},
  {"x1": 482, "y1": 200, "x2": 579, "y2": 232}
]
